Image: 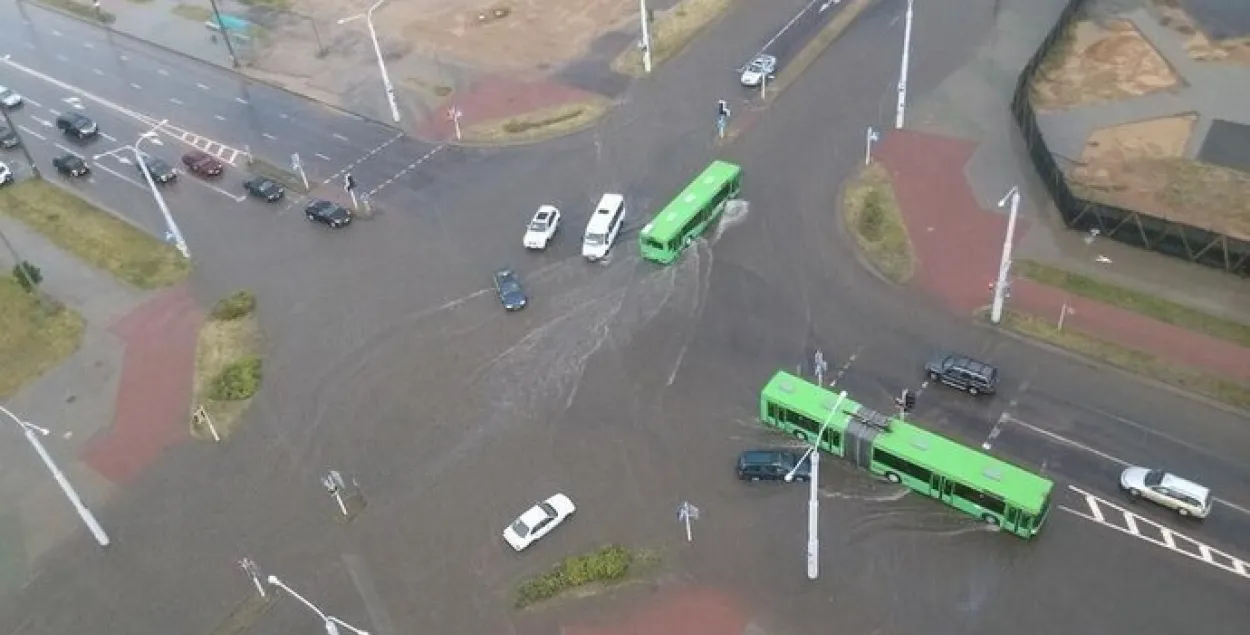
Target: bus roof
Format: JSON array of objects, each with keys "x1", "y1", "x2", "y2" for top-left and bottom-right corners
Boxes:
[
  {"x1": 760, "y1": 370, "x2": 858, "y2": 427},
  {"x1": 641, "y1": 160, "x2": 741, "y2": 242},
  {"x1": 873, "y1": 419, "x2": 1054, "y2": 514}
]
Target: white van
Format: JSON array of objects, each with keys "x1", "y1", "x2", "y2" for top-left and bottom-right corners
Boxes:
[{"x1": 582, "y1": 193, "x2": 626, "y2": 261}]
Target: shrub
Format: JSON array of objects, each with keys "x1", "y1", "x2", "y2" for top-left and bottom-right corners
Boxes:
[
  {"x1": 211, "y1": 290, "x2": 257, "y2": 321},
  {"x1": 514, "y1": 544, "x2": 633, "y2": 608},
  {"x1": 210, "y1": 355, "x2": 262, "y2": 400},
  {"x1": 13, "y1": 261, "x2": 43, "y2": 292},
  {"x1": 858, "y1": 190, "x2": 886, "y2": 241}
]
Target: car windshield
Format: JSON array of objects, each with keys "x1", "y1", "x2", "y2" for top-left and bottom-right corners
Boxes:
[
  {"x1": 509, "y1": 519, "x2": 530, "y2": 537},
  {"x1": 585, "y1": 233, "x2": 606, "y2": 246},
  {"x1": 500, "y1": 281, "x2": 521, "y2": 294},
  {"x1": 1144, "y1": 470, "x2": 1164, "y2": 487},
  {"x1": 528, "y1": 219, "x2": 548, "y2": 232},
  {"x1": 749, "y1": 59, "x2": 769, "y2": 72}
]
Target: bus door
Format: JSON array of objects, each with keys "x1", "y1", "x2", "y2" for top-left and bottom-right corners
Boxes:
[
  {"x1": 934, "y1": 475, "x2": 954, "y2": 503},
  {"x1": 1004, "y1": 507, "x2": 1023, "y2": 533}
]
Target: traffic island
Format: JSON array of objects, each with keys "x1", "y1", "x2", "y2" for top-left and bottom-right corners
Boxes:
[
  {"x1": 457, "y1": 98, "x2": 611, "y2": 146},
  {"x1": 611, "y1": 0, "x2": 735, "y2": 77},
  {"x1": 0, "y1": 275, "x2": 84, "y2": 399},
  {"x1": 0, "y1": 179, "x2": 189, "y2": 289},
  {"x1": 191, "y1": 290, "x2": 263, "y2": 441},
  {"x1": 34, "y1": 0, "x2": 117, "y2": 24},
  {"x1": 513, "y1": 545, "x2": 661, "y2": 609},
  {"x1": 841, "y1": 163, "x2": 915, "y2": 284}
]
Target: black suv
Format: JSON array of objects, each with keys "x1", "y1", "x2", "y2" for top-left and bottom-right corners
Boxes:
[
  {"x1": 52, "y1": 153, "x2": 90, "y2": 177},
  {"x1": 243, "y1": 176, "x2": 285, "y2": 202},
  {"x1": 56, "y1": 112, "x2": 98, "y2": 139},
  {"x1": 0, "y1": 125, "x2": 19, "y2": 149},
  {"x1": 493, "y1": 268, "x2": 528, "y2": 311},
  {"x1": 924, "y1": 352, "x2": 998, "y2": 396},
  {"x1": 137, "y1": 156, "x2": 177, "y2": 184},
  {"x1": 737, "y1": 450, "x2": 811, "y2": 482},
  {"x1": 305, "y1": 199, "x2": 352, "y2": 228}
]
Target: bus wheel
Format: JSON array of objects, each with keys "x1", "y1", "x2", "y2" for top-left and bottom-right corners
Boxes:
[
  {"x1": 885, "y1": 472, "x2": 901, "y2": 484},
  {"x1": 982, "y1": 514, "x2": 1000, "y2": 527}
]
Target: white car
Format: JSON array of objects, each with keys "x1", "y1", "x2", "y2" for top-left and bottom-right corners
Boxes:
[
  {"x1": 0, "y1": 162, "x2": 12, "y2": 186},
  {"x1": 740, "y1": 54, "x2": 777, "y2": 87},
  {"x1": 502, "y1": 493, "x2": 576, "y2": 551},
  {"x1": 0, "y1": 86, "x2": 22, "y2": 109},
  {"x1": 523, "y1": 205, "x2": 561, "y2": 250},
  {"x1": 1119, "y1": 466, "x2": 1212, "y2": 519}
]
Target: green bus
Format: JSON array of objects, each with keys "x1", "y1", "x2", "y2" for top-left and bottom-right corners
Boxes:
[
  {"x1": 759, "y1": 370, "x2": 1054, "y2": 538},
  {"x1": 639, "y1": 160, "x2": 742, "y2": 264}
]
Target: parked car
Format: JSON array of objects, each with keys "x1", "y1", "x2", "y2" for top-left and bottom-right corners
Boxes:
[
  {"x1": 0, "y1": 162, "x2": 13, "y2": 186},
  {"x1": 305, "y1": 199, "x2": 352, "y2": 228},
  {"x1": 737, "y1": 449, "x2": 811, "y2": 482},
  {"x1": 0, "y1": 86, "x2": 22, "y2": 109},
  {"x1": 1120, "y1": 466, "x2": 1212, "y2": 519},
  {"x1": 52, "y1": 153, "x2": 90, "y2": 177},
  {"x1": 523, "y1": 205, "x2": 561, "y2": 250},
  {"x1": 502, "y1": 493, "x2": 576, "y2": 552},
  {"x1": 181, "y1": 149, "x2": 224, "y2": 177},
  {"x1": 243, "y1": 176, "x2": 285, "y2": 202},
  {"x1": 56, "y1": 112, "x2": 98, "y2": 139},
  {"x1": 137, "y1": 156, "x2": 177, "y2": 183},
  {"x1": 0, "y1": 125, "x2": 19, "y2": 149},
  {"x1": 493, "y1": 268, "x2": 528, "y2": 311},
  {"x1": 740, "y1": 54, "x2": 777, "y2": 87},
  {"x1": 924, "y1": 352, "x2": 998, "y2": 396}
]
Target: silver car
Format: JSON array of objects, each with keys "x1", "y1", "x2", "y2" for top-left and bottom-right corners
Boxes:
[
  {"x1": 1119, "y1": 466, "x2": 1212, "y2": 518},
  {"x1": 740, "y1": 54, "x2": 777, "y2": 87},
  {"x1": 0, "y1": 86, "x2": 22, "y2": 109}
]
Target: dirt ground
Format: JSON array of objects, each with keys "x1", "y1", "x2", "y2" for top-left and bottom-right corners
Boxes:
[
  {"x1": 1152, "y1": 0, "x2": 1250, "y2": 66},
  {"x1": 1030, "y1": 19, "x2": 1180, "y2": 110},
  {"x1": 1067, "y1": 114, "x2": 1250, "y2": 241}
]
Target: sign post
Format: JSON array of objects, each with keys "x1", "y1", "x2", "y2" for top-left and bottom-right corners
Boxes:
[
  {"x1": 322, "y1": 470, "x2": 348, "y2": 517},
  {"x1": 291, "y1": 153, "x2": 309, "y2": 191},
  {"x1": 238, "y1": 557, "x2": 266, "y2": 599},
  {"x1": 344, "y1": 173, "x2": 358, "y2": 210},
  {"x1": 677, "y1": 501, "x2": 700, "y2": 543},
  {"x1": 813, "y1": 349, "x2": 827, "y2": 386},
  {"x1": 864, "y1": 126, "x2": 880, "y2": 166},
  {"x1": 192, "y1": 405, "x2": 220, "y2": 442},
  {"x1": 448, "y1": 106, "x2": 463, "y2": 141}
]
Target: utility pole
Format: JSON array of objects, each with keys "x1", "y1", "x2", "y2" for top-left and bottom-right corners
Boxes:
[
  {"x1": 785, "y1": 390, "x2": 847, "y2": 580},
  {"x1": 895, "y1": 0, "x2": 914, "y2": 129},
  {"x1": 990, "y1": 186, "x2": 1020, "y2": 324},
  {"x1": 206, "y1": 0, "x2": 240, "y2": 68},
  {"x1": 639, "y1": 0, "x2": 652, "y2": 74}
]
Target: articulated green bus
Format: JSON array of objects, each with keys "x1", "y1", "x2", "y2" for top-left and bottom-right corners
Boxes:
[
  {"x1": 759, "y1": 370, "x2": 1054, "y2": 538},
  {"x1": 639, "y1": 160, "x2": 742, "y2": 264}
]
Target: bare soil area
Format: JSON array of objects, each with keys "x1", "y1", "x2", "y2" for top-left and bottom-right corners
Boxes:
[
  {"x1": 1153, "y1": 0, "x2": 1250, "y2": 66},
  {"x1": 1031, "y1": 19, "x2": 1180, "y2": 110},
  {"x1": 1068, "y1": 114, "x2": 1250, "y2": 240}
]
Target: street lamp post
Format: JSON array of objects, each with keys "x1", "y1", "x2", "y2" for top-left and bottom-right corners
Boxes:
[
  {"x1": 0, "y1": 404, "x2": 110, "y2": 548},
  {"x1": 265, "y1": 575, "x2": 371, "y2": 635},
  {"x1": 129, "y1": 123, "x2": 191, "y2": 259},
  {"x1": 0, "y1": 104, "x2": 39, "y2": 177},
  {"x1": 785, "y1": 390, "x2": 847, "y2": 580},
  {"x1": 639, "y1": 0, "x2": 652, "y2": 74},
  {"x1": 990, "y1": 186, "x2": 1020, "y2": 324},
  {"x1": 338, "y1": 0, "x2": 400, "y2": 123}
]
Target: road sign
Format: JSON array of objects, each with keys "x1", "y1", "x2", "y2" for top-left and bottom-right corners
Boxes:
[
  {"x1": 677, "y1": 501, "x2": 700, "y2": 542},
  {"x1": 344, "y1": 173, "x2": 356, "y2": 192}
]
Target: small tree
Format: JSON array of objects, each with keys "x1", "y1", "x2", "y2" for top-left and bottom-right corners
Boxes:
[{"x1": 13, "y1": 261, "x2": 42, "y2": 293}]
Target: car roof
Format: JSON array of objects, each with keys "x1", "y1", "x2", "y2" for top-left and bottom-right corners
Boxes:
[
  {"x1": 518, "y1": 503, "x2": 553, "y2": 527},
  {"x1": 185, "y1": 149, "x2": 212, "y2": 159},
  {"x1": 740, "y1": 450, "x2": 790, "y2": 464},
  {"x1": 1160, "y1": 473, "x2": 1211, "y2": 500}
]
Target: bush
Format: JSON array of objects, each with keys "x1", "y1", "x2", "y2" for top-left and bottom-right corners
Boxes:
[
  {"x1": 209, "y1": 355, "x2": 262, "y2": 400},
  {"x1": 514, "y1": 544, "x2": 633, "y2": 608},
  {"x1": 12, "y1": 261, "x2": 43, "y2": 293},
  {"x1": 211, "y1": 290, "x2": 257, "y2": 321},
  {"x1": 858, "y1": 190, "x2": 886, "y2": 241}
]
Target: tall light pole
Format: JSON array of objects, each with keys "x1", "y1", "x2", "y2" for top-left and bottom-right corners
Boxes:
[
  {"x1": 0, "y1": 404, "x2": 111, "y2": 548},
  {"x1": 265, "y1": 575, "x2": 371, "y2": 635},
  {"x1": 0, "y1": 104, "x2": 39, "y2": 177},
  {"x1": 338, "y1": 0, "x2": 401, "y2": 123},
  {"x1": 639, "y1": 0, "x2": 652, "y2": 74},
  {"x1": 894, "y1": 0, "x2": 914, "y2": 129},
  {"x1": 990, "y1": 186, "x2": 1020, "y2": 324},
  {"x1": 129, "y1": 122, "x2": 191, "y2": 259},
  {"x1": 785, "y1": 390, "x2": 847, "y2": 580}
]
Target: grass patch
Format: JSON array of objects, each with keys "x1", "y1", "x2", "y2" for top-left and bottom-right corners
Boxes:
[
  {"x1": 1013, "y1": 260, "x2": 1250, "y2": 346},
  {"x1": 842, "y1": 162, "x2": 914, "y2": 284},
  {"x1": 0, "y1": 179, "x2": 188, "y2": 289},
  {"x1": 461, "y1": 99, "x2": 610, "y2": 145},
  {"x1": 514, "y1": 544, "x2": 650, "y2": 609},
  {"x1": 171, "y1": 3, "x2": 213, "y2": 22},
  {"x1": 246, "y1": 155, "x2": 308, "y2": 194},
  {"x1": 611, "y1": 0, "x2": 734, "y2": 77},
  {"x1": 36, "y1": 0, "x2": 116, "y2": 24},
  {"x1": 192, "y1": 291, "x2": 262, "y2": 440},
  {"x1": 0, "y1": 277, "x2": 85, "y2": 399},
  {"x1": 1002, "y1": 311, "x2": 1250, "y2": 410}
]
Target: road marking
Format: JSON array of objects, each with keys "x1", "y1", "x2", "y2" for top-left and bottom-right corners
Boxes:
[
  {"x1": 51, "y1": 30, "x2": 62, "y2": 37},
  {"x1": 754, "y1": 0, "x2": 826, "y2": 60},
  {"x1": 1063, "y1": 486, "x2": 1250, "y2": 580},
  {"x1": 315, "y1": 153, "x2": 331, "y2": 161},
  {"x1": 90, "y1": 161, "x2": 148, "y2": 190},
  {"x1": 30, "y1": 115, "x2": 53, "y2": 128},
  {"x1": 214, "y1": 114, "x2": 226, "y2": 120},
  {"x1": 55, "y1": 54, "x2": 68, "y2": 62},
  {"x1": 261, "y1": 132, "x2": 276, "y2": 140},
  {"x1": 93, "y1": 68, "x2": 104, "y2": 75},
  {"x1": 157, "y1": 68, "x2": 168, "y2": 76},
  {"x1": 999, "y1": 413, "x2": 1250, "y2": 516},
  {"x1": 54, "y1": 143, "x2": 78, "y2": 155},
  {"x1": 188, "y1": 176, "x2": 247, "y2": 202},
  {"x1": 17, "y1": 125, "x2": 45, "y2": 141},
  {"x1": 322, "y1": 131, "x2": 404, "y2": 185},
  {"x1": 120, "y1": 55, "x2": 128, "y2": 61},
  {"x1": 982, "y1": 412, "x2": 1007, "y2": 450},
  {"x1": 100, "y1": 132, "x2": 117, "y2": 142},
  {"x1": 130, "y1": 82, "x2": 142, "y2": 90},
  {"x1": 234, "y1": 97, "x2": 247, "y2": 104},
  {"x1": 83, "y1": 42, "x2": 94, "y2": 49},
  {"x1": 197, "y1": 83, "x2": 211, "y2": 90},
  {"x1": 826, "y1": 349, "x2": 860, "y2": 388},
  {"x1": 21, "y1": 97, "x2": 41, "y2": 108},
  {"x1": 279, "y1": 113, "x2": 289, "y2": 119},
  {"x1": 169, "y1": 98, "x2": 183, "y2": 105},
  {"x1": 332, "y1": 133, "x2": 349, "y2": 142},
  {"x1": 47, "y1": 108, "x2": 60, "y2": 116},
  {"x1": 362, "y1": 144, "x2": 445, "y2": 197}
]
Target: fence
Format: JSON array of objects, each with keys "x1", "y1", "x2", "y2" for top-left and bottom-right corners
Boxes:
[{"x1": 1010, "y1": 0, "x2": 1250, "y2": 276}]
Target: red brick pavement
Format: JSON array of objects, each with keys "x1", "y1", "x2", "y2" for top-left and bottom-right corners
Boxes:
[
  {"x1": 559, "y1": 587, "x2": 748, "y2": 635},
  {"x1": 877, "y1": 129, "x2": 1250, "y2": 382},
  {"x1": 418, "y1": 75, "x2": 600, "y2": 141},
  {"x1": 82, "y1": 284, "x2": 203, "y2": 485}
]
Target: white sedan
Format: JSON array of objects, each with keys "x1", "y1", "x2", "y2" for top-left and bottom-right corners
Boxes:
[
  {"x1": 523, "y1": 205, "x2": 561, "y2": 250},
  {"x1": 0, "y1": 86, "x2": 22, "y2": 109},
  {"x1": 502, "y1": 493, "x2": 576, "y2": 551}
]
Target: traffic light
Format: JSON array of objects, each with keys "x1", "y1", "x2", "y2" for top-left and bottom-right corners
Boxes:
[
  {"x1": 717, "y1": 100, "x2": 729, "y2": 118},
  {"x1": 901, "y1": 389, "x2": 916, "y2": 413},
  {"x1": 344, "y1": 174, "x2": 357, "y2": 192}
]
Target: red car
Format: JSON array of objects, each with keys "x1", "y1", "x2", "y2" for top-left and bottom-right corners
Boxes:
[{"x1": 181, "y1": 150, "x2": 224, "y2": 177}]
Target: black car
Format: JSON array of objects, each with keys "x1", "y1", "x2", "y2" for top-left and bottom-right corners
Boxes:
[
  {"x1": 305, "y1": 199, "x2": 352, "y2": 228},
  {"x1": 924, "y1": 352, "x2": 998, "y2": 396},
  {"x1": 52, "y1": 153, "x2": 90, "y2": 177},
  {"x1": 0, "y1": 126, "x2": 19, "y2": 149},
  {"x1": 56, "y1": 112, "x2": 98, "y2": 139},
  {"x1": 137, "y1": 156, "x2": 177, "y2": 184},
  {"x1": 737, "y1": 450, "x2": 811, "y2": 482},
  {"x1": 243, "y1": 176, "x2": 285, "y2": 202},
  {"x1": 493, "y1": 268, "x2": 528, "y2": 311}
]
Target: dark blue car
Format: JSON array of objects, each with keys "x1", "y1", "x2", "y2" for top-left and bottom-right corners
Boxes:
[{"x1": 493, "y1": 268, "x2": 528, "y2": 311}]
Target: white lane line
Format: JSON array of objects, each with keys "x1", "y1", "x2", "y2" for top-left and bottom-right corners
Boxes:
[
  {"x1": 261, "y1": 132, "x2": 276, "y2": 140},
  {"x1": 188, "y1": 177, "x2": 247, "y2": 202},
  {"x1": 119, "y1": 55, "x2": 128, "y2": 61},
  {"x1": 51, "y1": 30, "x2": 62, "y2": 36},
  {"x1": 170, "y1": 98, "x2": 183, "y2": 105},
  {"x1": 756, "y1": 0, "x2": 825, "y2": 57},
  {"x1": 197, "y1": 83, "x2": 211, "y2": 90},
  {"x1": 17, "y1": 125, "x2": 46, "y2": 141},
  {"x1": 235, "y1": 97, "x2": 247, "y2": 104},
  {"x1": 1083, "y1": 493, "x2": 1104, "y2": 523},
  {"x1": 55, "y1": 54, "x2": 68, "y2": 62},
  {"x1": 332, "y1": 133, "x2": 349, "y2": 142},
  {"x1": 54, "y1": 142, "x2": 78, "y2": 155},
  {"x1": 1001, "y1": 413, "x2": 1250, "y2": 516},
  {"x1": 279, "y1": 113, "x2": 289, "y2": 119},
  {"x1": 22, "y1": 97, "x2": 42, "y2": 108},
  {"x1": 93, "y1": 68, "x2": 104, "y2": 76},
  {"x1": 157, "y1": 69, "x2": 169, "y2": 76},
  {"x1": 100, "y1": 132, "x2": 117, "y2": 142},
  {"x1": 130, "y1": 82, "x2": 142, "y2": 90},
  {"x1": 48, "y1": 108, "x2": 61, "y2": 116},
  {"x1": 83, "y1": 42, "x2": 95, "y2": 49},
  {"x1": 90, "y1": 161, "x2": 148, "y2": 190},
  {"x1": 214, "y1": 115, "x2": 226, "y2": 121},
  {"x1": 315, "y1": 153, "x2": 331, "y2": 161}
]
